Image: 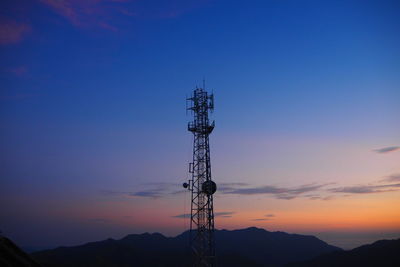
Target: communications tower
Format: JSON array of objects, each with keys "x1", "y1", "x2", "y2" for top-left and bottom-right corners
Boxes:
[{"x1": 183, "y1": 86, "x2": 217, "y2": 267}]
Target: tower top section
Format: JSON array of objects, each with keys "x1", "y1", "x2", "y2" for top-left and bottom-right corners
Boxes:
[{"x1": 186, "y1": 87, "x2": 215, "y2": 135}]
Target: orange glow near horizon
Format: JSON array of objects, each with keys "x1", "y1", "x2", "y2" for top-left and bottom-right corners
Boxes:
[
  {"x1": 214, "y1": 194, "x2": 400, "y2": 233},
  {"x1": 62, "y1": 189, "x2": 400, "y2": 235}
]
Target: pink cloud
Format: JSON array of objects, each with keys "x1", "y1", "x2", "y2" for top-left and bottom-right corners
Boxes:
[
  {"x1": 39, "y1": 0, "x2": 138, "y2": 31},
  {"x1": 39, "y1": 0, "x2": 210, "y2": 31},
  {"x1": 0, "y1": 18, "x2": 31, "y2": 45},
  {"x1": 39, "y1": 0, "x2": 103, "y2": 27}
]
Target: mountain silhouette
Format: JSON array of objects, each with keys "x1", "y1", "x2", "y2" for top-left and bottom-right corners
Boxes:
[
  {"x1": 287, "y1": 238, "x2": 400, "y2": 267},
  {"x1": 32, "y1": 227, "x2": 340, "y2": 266}
]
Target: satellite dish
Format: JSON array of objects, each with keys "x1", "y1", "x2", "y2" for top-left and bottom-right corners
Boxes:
[{"x1": 202, "y1": 180, "x2": 217, "y2": 195}]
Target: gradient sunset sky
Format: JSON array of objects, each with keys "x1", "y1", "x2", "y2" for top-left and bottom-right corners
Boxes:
[{"x1": 1, "y1": 0, "x2": 399, "y2": 250}]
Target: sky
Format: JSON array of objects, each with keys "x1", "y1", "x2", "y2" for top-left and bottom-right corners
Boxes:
[{"x1": 0, "y1": 0, "x2": 399, "y2": 250}]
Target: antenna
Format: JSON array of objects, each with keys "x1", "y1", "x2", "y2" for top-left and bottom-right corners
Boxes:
[{"x1": 183, "y1": 86, "x2": 216, "y2": 266}]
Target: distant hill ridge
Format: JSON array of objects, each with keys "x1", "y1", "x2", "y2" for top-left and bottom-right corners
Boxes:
[
  {"x1": 287, "y1": 238, "x2": 400, "y2": 267},
  {"x1": 32, "y1": 227, "x2": 341, "y2": 266}
]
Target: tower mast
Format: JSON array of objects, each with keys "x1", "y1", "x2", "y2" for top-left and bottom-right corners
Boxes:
[{"x1": 183, "y1": 86, "x2": 216, "y2": 266}]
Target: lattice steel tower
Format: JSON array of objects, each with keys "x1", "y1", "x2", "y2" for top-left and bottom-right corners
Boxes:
[{"x1": 183, "y1": 86, "x2": 217, "y2": 267}]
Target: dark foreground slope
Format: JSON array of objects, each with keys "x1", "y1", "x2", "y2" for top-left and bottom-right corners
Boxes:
[
  {"x1": 287, "y1": 238, "x2": 400, "y2": 267},
  {"x1": 32, "y1": 227, "x2": 340, "y2": 267},
  {"x1": 0, "y1": 235, "x2": 41, "y2": 267}
]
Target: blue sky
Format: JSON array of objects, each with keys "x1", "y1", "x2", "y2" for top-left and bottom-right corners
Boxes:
[{"x1": 0, "y1": 0, "x2": 399, "y2": 250}]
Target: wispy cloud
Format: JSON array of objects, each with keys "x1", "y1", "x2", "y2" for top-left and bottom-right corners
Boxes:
[
  {"x1": 101, "y1": 183, "x2": 183, "y2": 199},
  {"x1": 381, "y1": 174, "x2": 400, "y2": 183},
  {"x1": 172, "y1": 211, "x2": 235, "y2": 219},
  {"x1": 0, "y1": 17, "x2": 31, "y2": 45},
  {"x1": 215, "y1": 211, "x2": 235, "y2": 218},
  {"x1": 102, "y1": 182, "x2": 331, "y2": 201},
  {"x1": 328, "y1": 183, "x2": 400, "y2": 194},
  {"x1": 304, "y1": 194, "x2": 335, "y2": 201},
  {"x1": 39, "y1": 0, "x2": 149, "y2": 31},
  {"x1": 40, "y1": 0, "x2": 105, "y2": 27},
  {"x1": 251, "y1": 218, "x2": 271, "y2": 221},
  {"x1": 39, "y1": 0, "x2": 210, "y2": 31},
  {"x1": 218, "y1": 182, "x2": 249, "y2": 192},
  {"x1": 222, "y1": 183, "x2": 331, "y2": 200},
  {"x1": 130, "y1": 190, "x2": 162, "y2": 198},
  {"x1": 103, "y1": 174, "x2": 400, "y2": 202},
  {"x1": 373, "y1": 146, "x2": 400, "y2": 154},
  {"x1": 219, "y1": 182, "x2": 249, "y2": 187},
  {"x1": 101, "y1": 189, "x2": 163, "y2": 198},
  {"x1": 251, "y1": 214, "x2": 275, "y2": 221}
]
